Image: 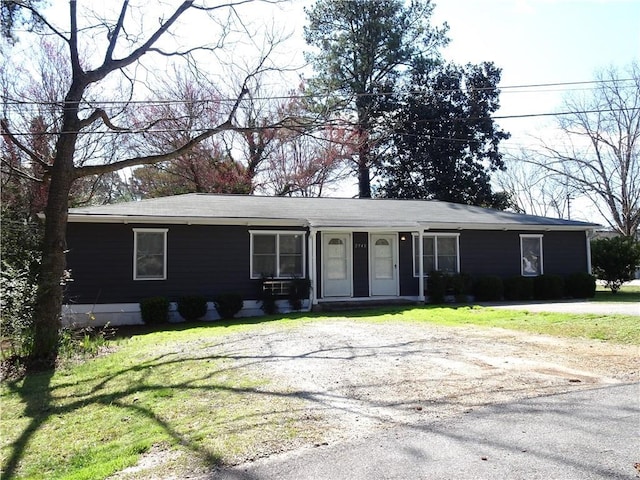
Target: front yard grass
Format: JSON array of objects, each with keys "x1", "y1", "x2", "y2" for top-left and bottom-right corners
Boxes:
[
  {"x1": 2, "y1": 306, "x2": 638, "y2": 479},
  {"x1": 594, "y1": 284, "x2": 640, "y2": 303}
]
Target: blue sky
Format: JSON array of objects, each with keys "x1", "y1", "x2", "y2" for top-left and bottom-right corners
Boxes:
[{"x1": 430, "y1": 0, "x2": 639, "y2": 144}]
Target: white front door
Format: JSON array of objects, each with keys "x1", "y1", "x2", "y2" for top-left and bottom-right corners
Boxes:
[
  {"x1": 322, "y1": 233, "x2": 352, "y2": 297},
  {"x1": 370, "y1": 234, "x2": 398, "y2": 296}
]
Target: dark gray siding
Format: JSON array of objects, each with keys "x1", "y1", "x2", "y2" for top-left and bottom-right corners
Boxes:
[
  {"x1": 66, "y1": 223, "x2": 590, "y2": 305},
  {"x1": 459, "y1": 230, "x2": 589, "y2": 277},
  {"x1": 397, "y1": 230, "x2": 590, "y2": 296},
  {"x1": 352, "y1": 232, "x2": 369, "y2": 297},
  {"x1": 459, "y1": 230, "x2": 522, "y2": 277},
  {"x1": 541, "y1": 231, "x2": 589, "y2": 275},
  {"x1": 65, "y1": 223, "x2": 306, "y2": 304},
  {"x1": 398, "y1": 232, "x2": 418, "y2": 296}
]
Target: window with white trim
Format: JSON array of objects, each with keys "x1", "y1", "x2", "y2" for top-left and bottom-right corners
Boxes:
[
  {"x1": 520, "y1": 234, "x2": 543, "y2": 276},
  {"x1": 413, "y1": 234, "x2": 460, "y2": 276},
  {"x1": 133, "y1": 229, "x2": 167, "y2": 280},
  {"x1": 250, "y1": 231, "x2": 305, "y2": 279}
]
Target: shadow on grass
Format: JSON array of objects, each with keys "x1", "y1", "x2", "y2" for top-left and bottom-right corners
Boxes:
[
  {"x1": 3, "y1": 313, "x2": 635, "y2": 479},
  {"x1": 5, "y1": 301, "x2": 633, "y2": 478},
  {"x1": 3, "y1": 369, "x2": 54, "y2": 479}
]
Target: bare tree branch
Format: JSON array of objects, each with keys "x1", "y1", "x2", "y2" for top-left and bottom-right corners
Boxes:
[
  {"x1": 1, "y1": 119, "x2": 50, "y2": 171},
  {"x1": 78, "y1": 109, "x2": 128, "y2": 131}
]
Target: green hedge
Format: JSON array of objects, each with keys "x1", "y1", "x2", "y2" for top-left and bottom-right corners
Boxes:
[
  {"x1": 139, "y1": 296, "x2": 170, "y2": 324},
  {"x1": 565, "y1": 272, "x2": 596, "y2": 298},
  {"x1": 503, "y1": 276, "x2": 534, "y2": 301},
  {"x1": 177, "y1": 295, "x2": 208, "y2": 321},
  {"x1": 213, "y1": 293, "x2": 244, "y2": 319},
  {"x1": 473, "y1": 276, "x2": 503, "y2": 301},
  {"x1": 533, "y1": 275, "x2": 565, "y2": 300}
]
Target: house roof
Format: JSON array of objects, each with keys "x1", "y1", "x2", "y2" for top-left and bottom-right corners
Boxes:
[{"x1": 67, "y1": 193, "x2": 600, "y2": 231}]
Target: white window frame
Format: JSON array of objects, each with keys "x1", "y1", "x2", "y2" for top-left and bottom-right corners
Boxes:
[
  {"x1": 133, "y1": 228, "x2": 168, "y2": 281},
  {"x1": 520, "y1": 234, "x2": 544, "y2": 277},
  {"x1": 249, "y1": 230, "x2": 306, "y2": 279},
  {"x1": 412, "y1": 233, "x2": 460, "y2": 277}
]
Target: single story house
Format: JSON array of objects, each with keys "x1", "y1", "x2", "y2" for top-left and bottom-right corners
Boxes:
[{"x1": 63, "y1": 193, "x2": 599, "y2": 325}]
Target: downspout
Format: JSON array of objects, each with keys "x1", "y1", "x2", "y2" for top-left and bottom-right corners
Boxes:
[{"x1": 418, "y1": 229, "x2": 425, "y2": 303}]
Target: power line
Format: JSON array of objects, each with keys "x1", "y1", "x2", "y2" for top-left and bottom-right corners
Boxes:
[
  {"x1": 2, "y1": 107, "x2": 638, "y2": 136},
  {"x1": 1, "y1": 78, "x2": 636, "y2": 109}
]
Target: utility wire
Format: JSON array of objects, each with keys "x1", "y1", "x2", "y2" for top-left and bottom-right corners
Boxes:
[
  {"x1": 1, "y1": 78, "x2": 636, "y2": 109},
  {"x1": 2, "y1": 107, "x2": 638, "y2": 136}
]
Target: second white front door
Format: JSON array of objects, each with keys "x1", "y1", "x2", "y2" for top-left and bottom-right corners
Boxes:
[{"x1": 370, "y1": 234, "x2": 398, "y2": 296}]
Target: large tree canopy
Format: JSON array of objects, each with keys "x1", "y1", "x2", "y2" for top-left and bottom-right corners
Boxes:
[
  {"x1": 379, "y1": 62, "x2": 511, "y2": 208},
  {"x1": 304, "y1": 0, "x2": 449, "y2": 198},
  {"x1": 1, "y1": 0, "x2": 287, "y2": 369}
]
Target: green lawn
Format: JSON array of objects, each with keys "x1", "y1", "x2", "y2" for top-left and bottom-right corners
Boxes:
[
  {"x1": 594, "y1": 284, "x2": 640, "y2": 303},
  {"x1": 2, "y1": 306, "x2": 638, "y2": 479}
]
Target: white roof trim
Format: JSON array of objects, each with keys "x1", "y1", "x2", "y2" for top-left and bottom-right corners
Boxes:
[
  {"x1": 66, "y1": 213, "x2": 597, "y2": 232},
  {"x1": 66, "y1": 214, "x2": 307, "y2": 227}
]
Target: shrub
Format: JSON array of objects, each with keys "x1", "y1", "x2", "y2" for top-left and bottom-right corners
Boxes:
[
  {"x1": 58, "y1": 324, "x2": 114, "y2": 360},
  {"x1": 259, "y1": 279, "x2": 278, "y2": 314},
  {"x1": 1, "y1": 212, "x2": 41, "y2": 360},
  {"x1": 449, "y1": 272, "x2": 473, "y2": 296},
  {"x1": 288, "y1": 278, "x2": 311, "y2": 311},
  {"x1": 565, "y1": 272, "x2": 596, "y2": 299},
  {"x1": 426, "y1": 271, "x2": 447, "y2": 304},
  {"x1": 213, "y1": 293, "x2": 244, "y2": 319},
  {"x1": 591, "y1": 236, "x2": 640, "y2": 293},
  {"x1": 503, "y1": 276, "x2": 534, "y2": 301},
  {"x1": 259, "y1": 291, "x2": 278, "y2": 315},
  {"x1": 177, "y1": 295, "x2": 208, "y2": 321},
  {"x1": 1, "y1": 262, "x2": 37, "y2": 358},
  {"x1": 139, "y1": 296, "x2": 170, "y2": 324},
  {"x1": 533, "y1": 274, "x2": 565, "y2": 300},
  {"x1": 473, "y1": 276, "x2": 503, "y2": 301}
]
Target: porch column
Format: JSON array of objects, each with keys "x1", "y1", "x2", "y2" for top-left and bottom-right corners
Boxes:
[
  {"x1": 418, "y1": 230, "x2": 425, "y2": 303},
  {"x1": 309, "y1": 228, "x2": 318, "y2": 305}
]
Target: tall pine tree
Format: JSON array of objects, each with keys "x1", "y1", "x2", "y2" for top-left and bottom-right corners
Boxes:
[
  {"x1": 304, "y1": 0, "x2": 448, "y2": 198},
  {"x1": 380, "y1": 61, "x2": 511, "y2": 208}
]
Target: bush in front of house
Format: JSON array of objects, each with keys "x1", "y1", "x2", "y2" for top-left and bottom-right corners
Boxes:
[
  {"x1": 139, "y1": 296, "x2": 170, "y2": 324},
  {"x1": 426, "y1": 271, "x2": 447, "y2": 304},
  {"x1": 449, "y1": 272, "x2": 473, "y2": 302},
  {"x1": 258, "y1": 278, "x2": 278, "y2": 314},
  {"x1": 565, "y1": 272, "x2": 596, "y2": 299},
  {"x1": 473, "y1": 275, "x2": 503, "y2": 301},
  {"x1": 177, "y1": 295, "x2": 208, "y2": 321},
  {"x1": 288, "y1": 278, "x2": 311, "y2": 311},
  {"x1": 503, "y1": 276, "x2": 534, "y2": 301},
  {"x1": 533, "y1": 274, "x2": 565, "y2": 300},
  {"x1": 590, "y1": 236, "x2": 640, "y2": 293},
  {"x1": 213, "y1": 293, "x2": 244, "y2": 319}
]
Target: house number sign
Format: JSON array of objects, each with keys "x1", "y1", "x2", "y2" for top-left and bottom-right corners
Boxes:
[{"x1": 354, "y1": 243, "x2": 367, "y2": 249}]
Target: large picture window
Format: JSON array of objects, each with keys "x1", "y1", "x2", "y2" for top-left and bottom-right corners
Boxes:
[
  {"x1": 413, "y1": 234, "x2": 460, "y2": 276},
  {"x1": 133, "y1": 229, "x2": 167, "y2": 280},
  {"x1": 520, "y1": 234, "x2": 543, "y2": 276},
  {"x1": 251, "y1": 231, "x2": 305, "y2": 278}
]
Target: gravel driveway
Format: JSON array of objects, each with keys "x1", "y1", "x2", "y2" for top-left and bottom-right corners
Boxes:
[
  {"x1": 115, "y1": 315, "x2": 639, "y2": 477},
  {"x1": 220, "y1": 320, "x2": 638, "y2": 449}
]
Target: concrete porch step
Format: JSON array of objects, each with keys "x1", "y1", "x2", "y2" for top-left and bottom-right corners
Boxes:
[{"x1": 313, "y1": 298, "x2": 419, "y2": 313}]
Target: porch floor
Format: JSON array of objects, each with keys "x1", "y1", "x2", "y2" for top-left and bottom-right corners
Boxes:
[{"x1": 312, "y1": 298, "x2": 420, "y2": 313}]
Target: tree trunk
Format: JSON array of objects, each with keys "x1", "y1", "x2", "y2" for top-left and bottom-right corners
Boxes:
[
  {"x1": 358, "y1": 161, "x2": 371, "y2": 198},
  {"x1": 356, "y1": 125, "x2": 372, "y2": 198},
  {"x1": 29, "y1": 124, "x2": 78, "y2": 370}
]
